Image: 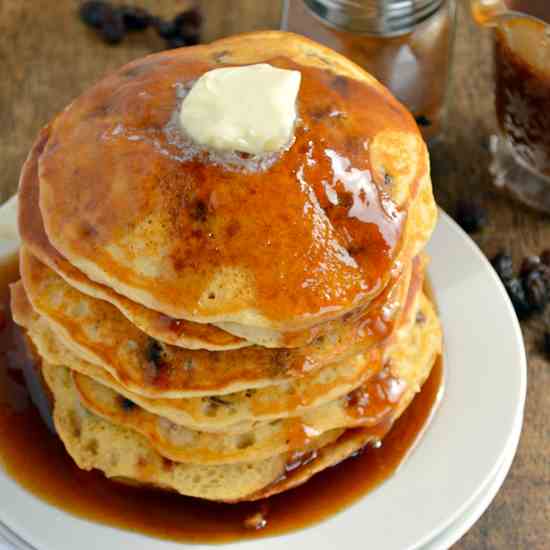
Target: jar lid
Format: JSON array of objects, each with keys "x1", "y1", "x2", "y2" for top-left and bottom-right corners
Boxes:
[{"x1": 303, "y1": 0, "x2": 445, "y2": 36}]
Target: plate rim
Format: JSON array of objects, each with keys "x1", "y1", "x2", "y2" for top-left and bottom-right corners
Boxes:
[{"x1": 422, "y1": 406, "x2": 524, "y2": 550}]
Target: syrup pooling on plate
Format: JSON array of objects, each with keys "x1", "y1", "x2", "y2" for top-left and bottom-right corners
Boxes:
[
  {"x1": 38, "y1": 52, "x2": 420, "y2": 325},
  {"x1": 0, "y1": 264, "x2": 444, "y2": 540},
  {"x1": 345, "y1": 367, "x2": 407, "y2": 422}
]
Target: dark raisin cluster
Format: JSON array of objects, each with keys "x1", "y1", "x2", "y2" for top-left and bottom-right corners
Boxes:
[
  {"x1": 491, "y1": 249, "x2": 550, "y2": 320},
  {"x1": 414, "y1": 115, "x2": 432, "y2": 127},
  {"x1": 79, "y1": 1, "x2": 202, "y2": 48},
  {"x1": 543, "y1": 331, "x2": 550, "y2": 359},
  {"x1": 454, "y1": 200, "x2": 488, "y2": 234}
]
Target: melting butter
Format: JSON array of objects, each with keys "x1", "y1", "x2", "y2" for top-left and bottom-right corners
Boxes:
[{"x1": 179, "y1": 64, "x2": 301, "y2": 155}]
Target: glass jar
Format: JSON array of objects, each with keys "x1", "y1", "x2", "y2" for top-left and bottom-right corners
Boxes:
[{"x1": 283, "y1": 0, "x2": 457, "y2": 142}]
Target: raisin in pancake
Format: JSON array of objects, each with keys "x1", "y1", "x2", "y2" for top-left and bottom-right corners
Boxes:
[
  {"x1": 39, "y1": 294, "x2": 441, "y2": 500},
  {"x1": 42, "y1": 363, "x2": 341, "y2": 501},
  {"x1": 37, "y1": 31, "x2": 433, "y2": 332},
  {"x1": 11, "y1": 260, "x2": 422, "y2": 434},
  {"x1": 19, "y1": 248, "x2": 416, "y2": 398},
  {"x1": 69, "y1": 292, "x2": 435, "y2": 465},
  {"x1": 71, "y1": 361, "x2": 409, "y2": 465},
  {"x1": 14, "y1": 311, "x2": 379, "y2": 432}
]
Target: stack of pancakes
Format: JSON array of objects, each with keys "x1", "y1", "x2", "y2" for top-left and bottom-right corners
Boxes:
[{"x1": 11, "y1": 32, "x2": 441, "y2": 502}]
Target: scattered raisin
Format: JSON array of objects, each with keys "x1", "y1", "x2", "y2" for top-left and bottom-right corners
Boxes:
[
  {"x1": 415, "y1": 115, "x2": 432, "y2": 127},
  {"x1": 146, "y1": 338, "x2": 164, "y2": 366},
  {"x1": 78, "y1": 4, "x2": 202, "y2": 49},
  {"x1": 523, "y1": 270, "x2": 549, "y2": 312},
  {"x1": 120, "y1": 397, "x2": 136, "y2": 411},
  {"x1": 155, "y1": 18, "x2": 180, "y2": 39},
  {"x1": 189, "y1": 199, "x2": 207, "y2": 222},
  {"x1": 99, "y1": 8, "x2": 125, "y2": 44},
  {"x1": 180, "y1": 28, "x2": 200, "y2": 46},
  {"x1": 542, "y1": 332, "x2": 550, "y2": 358},
  {"x1": 540, "y1": 249, "x2": 550, "y2": 267},
  {"x1": 491, "y1": 252, "x2": 514, "y2": 282},
  {"x1": 454, "y1": 200, "x2": 488, "y2": 234},
  {"x1": 166, "y1": 36, "x2": 188, "y2": 49},
  {"x1": 119, "y1": 5, "x2": 152, "y2": 31},
  {"x1": 520, "y1": 255, "x2": 541, "y2": 277},
  {"x1": 503, "y1": 277, "x2": 532, "y2": 320},
  {"x1": 79, "y1": 1, "x2": 110, "y2": 28},
  {"x1": 174, "y1": 8, "x2": 203, "y2": 29}
]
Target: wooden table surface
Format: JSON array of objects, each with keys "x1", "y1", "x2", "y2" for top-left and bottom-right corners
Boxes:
[{"x1": 1, "y1": 1, "x2": 548, "y2": 548}]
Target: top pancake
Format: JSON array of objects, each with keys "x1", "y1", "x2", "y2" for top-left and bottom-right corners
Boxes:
[{"x1": 37, "y1": 31, "x2": 429, "y2": 330}]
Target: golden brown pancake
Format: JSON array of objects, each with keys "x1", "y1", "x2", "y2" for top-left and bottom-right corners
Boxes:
[
  {"x1": 38, "y1": 293, "x2": 441, "y2": 500},
  {"x1": 240, "y1": 293, "x2": 442, "y2": 500},
  {"x1": 17, "y1": 128, "x2": 248, "y2": 351},
  {"x1": 37, "y1": 31, "x2": 431, "y2": 330},
  {"x1": 19, "y1": 248, "x2": 418, "y2": 398},
  {"x1": 12, "y1": 30, "x2": 443, "y2": 505},
  {"x1": 13, "y1": 309, "x2": 381, "y2": 432},
  {"x1": 12, "y1": 256, "x2": 422, "y2": 434},
  {"x1": 67, "y1": 292, "x2": 435, "y2": 466},
  {"x1": 19, "y1": 126, "x2": 435, "y2": 350}
]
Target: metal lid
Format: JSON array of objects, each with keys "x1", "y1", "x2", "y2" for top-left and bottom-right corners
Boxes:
[{"x1": 302, "y1": 0, "x2": 446, "y2": 36}]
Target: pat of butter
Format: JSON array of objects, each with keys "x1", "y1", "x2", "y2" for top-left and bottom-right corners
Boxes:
[{"x1": 179, "y1": 64, "x2": 301, "y2": 155}]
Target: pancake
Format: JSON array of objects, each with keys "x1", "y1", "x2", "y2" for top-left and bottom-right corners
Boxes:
[
  {"x1": 40, "y1": 363, "x2": 304, "y2": 501},
  {"x1": 71, "y1": 358, "x2": 400, "y2": 464},
  {"x1": 14, "y1": 312, "x2": 380, "y2": 433},
  {"x1": 17, "y1": 127, "x2": 248, "y2": 352},
  {"x1": 19, "y1": 126, "x2": 435, "y2": 349},
  {"x1": 212, "y1": 171, "x2": 437, "y2": 346},
  {"x1": 74, "y1": 369, "x2": 347, "y2": 464},
  {"x1": 37, "y1": 31, "x2": 432, "y2": 331},
  {"x1": 70, "y1": 293, "x2": 437, "y2": 465},
  {"x1": 39, "y1": 294, "x2": 440, "y2": 500},
  {"x1": 243, "y1": 292, "x2": 442, "y2": 500},
  {"x1": 12, "y1": 259, "x2": 422, "y2": 433},
  {"x1": 19, "y1": 248, "x2": 416, "y2": 398}
]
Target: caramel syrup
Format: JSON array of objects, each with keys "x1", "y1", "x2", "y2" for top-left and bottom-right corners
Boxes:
[
  {"x1": 0, "y1": 255, "x2": 443, "y2": 543},
  {"x1": 495, "y1": 16, "x2": 550, "y2": 177}
]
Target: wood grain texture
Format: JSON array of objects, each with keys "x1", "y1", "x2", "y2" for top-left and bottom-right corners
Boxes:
[{"x1": 0, "y1": 0, "x2": 548, "y2": 548}]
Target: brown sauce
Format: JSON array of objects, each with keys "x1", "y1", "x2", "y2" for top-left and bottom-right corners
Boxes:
[
  {"x1": 0, "y1": 254, "x2": 443, "y2": 543},
  {"x1": 494, "y1": 15, "x2": 550, "y2": 177}
]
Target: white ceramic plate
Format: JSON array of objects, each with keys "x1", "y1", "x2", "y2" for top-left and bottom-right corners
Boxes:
[
  {"x1": 0, "y1": 208, "x2": 526, "y2": 550},
  {"x1": 422, "y1": 403, "x2": 523, "y2": 550}
]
